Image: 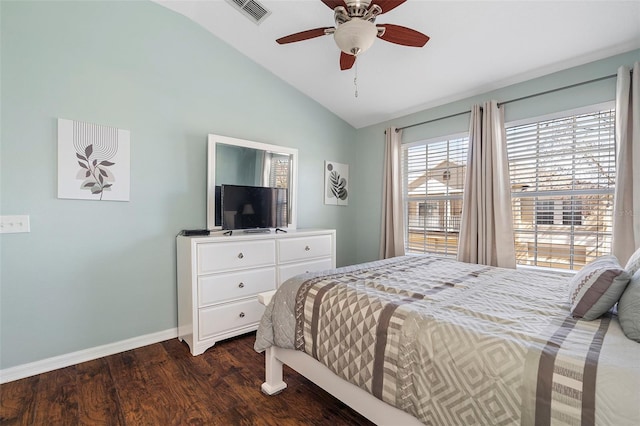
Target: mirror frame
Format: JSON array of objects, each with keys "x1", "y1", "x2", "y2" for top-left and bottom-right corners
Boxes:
[{"x1": 207, "y1": 134, "x2": 298, "y2": 231}]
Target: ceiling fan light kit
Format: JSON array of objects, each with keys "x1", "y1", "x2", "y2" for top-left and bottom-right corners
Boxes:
[
  {"x1": 333, "y1": 19, "x2": 378, "y2": 56},
  {"x1": 276, "y1": 0, "x2": 429, "y2": 71}
]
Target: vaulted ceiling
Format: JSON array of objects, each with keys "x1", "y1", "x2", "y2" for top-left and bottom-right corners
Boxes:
[{"x1": 155, "y1": 0, "x2": 640, "y2": 128}]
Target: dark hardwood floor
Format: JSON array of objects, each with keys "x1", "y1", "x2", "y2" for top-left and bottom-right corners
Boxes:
[{"x1": 0, "y1": 332, "x2": 374, "y2": 425}]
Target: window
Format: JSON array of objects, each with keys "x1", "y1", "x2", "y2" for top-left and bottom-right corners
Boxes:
[
  {"x1": 266, "y1": 153, "x2": 290, "y2": 223},
  {"x1": 535, "y1": 200, "x2": 555, "y2": 225},
  {"x1": 418, "y1": 202, "x2": 439, "y2": 228},
  {"x1": 267, "y1": 153, "x2": 290, "y2": 188},
  {"x1": 507, "y1": 106, "x2": 615, "y2": 270},
  {"x1": 562, "y1": 200, "x2": 583, "y2": 226},
  {"x1": 403, "y1": 135, "x2": 469, "y2": 257}
]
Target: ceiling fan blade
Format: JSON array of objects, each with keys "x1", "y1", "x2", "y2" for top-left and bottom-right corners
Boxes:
[
  {"x1": 276, "y1": 27, "x2": 333, "y2": 44},
  {"x1": 371, "y1": 0, "x2": 406, "y2": 14},
  {"x1": 377, "y1": 24, "x2": 429, "y2": 47},
  {"x1": 340, "y1": 52, "x2": 356, "y2": 70},
  {"x1": 321, "y1": 0, "x2": 348, "y2": 9}
]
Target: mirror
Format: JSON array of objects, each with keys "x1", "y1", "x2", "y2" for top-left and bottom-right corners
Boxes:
[{"x1": 207, "y1": 134, "x2": 298, "y2": 230}]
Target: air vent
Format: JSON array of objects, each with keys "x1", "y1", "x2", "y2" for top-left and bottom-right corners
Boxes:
[{"x1": 226, "y1": 0, "x2": 271, "y2": 25}]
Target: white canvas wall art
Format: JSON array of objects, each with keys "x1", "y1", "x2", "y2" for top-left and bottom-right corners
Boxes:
[
  {"x1": 57, "y1": 118, "x2": 130, "y2": 201},
  {"x1": 324, "y1": 161, "x2": 349, "y2": 206}
]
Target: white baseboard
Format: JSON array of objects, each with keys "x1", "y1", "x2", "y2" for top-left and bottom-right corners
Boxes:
[{"x1": 0, "y1": 328, "x2": 178, "y2": 384}]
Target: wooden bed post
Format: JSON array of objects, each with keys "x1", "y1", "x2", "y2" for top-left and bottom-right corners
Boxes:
[{"x1": 261, "y1": 347, "x2": 288, "y2": 395}]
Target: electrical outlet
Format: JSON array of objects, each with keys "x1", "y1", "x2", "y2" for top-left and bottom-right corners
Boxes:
[{"x1": 0, "y1": 215, "x2": 30, "y2": 233}]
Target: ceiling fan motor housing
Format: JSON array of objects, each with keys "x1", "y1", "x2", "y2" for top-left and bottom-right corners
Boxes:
[
  {"x1": 333, "y1": 18, "x2": 378, "y2": 56},
  {"x1": 345, "y1": 0, "x2": 372, "y2": 17}
]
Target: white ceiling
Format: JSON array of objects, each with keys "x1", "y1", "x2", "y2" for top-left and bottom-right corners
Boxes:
[{"x1": 154, "y1": 0, "x2": 640, "y2": 128}]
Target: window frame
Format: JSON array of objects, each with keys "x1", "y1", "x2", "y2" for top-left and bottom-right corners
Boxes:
[
  {"x1": 402, "y1": 132, "x2": 469, "y2": 257},
  {"x1": 505, "y1": 101, "x2": 616, "y2": 271},
  {"x1": 399, "y1": 101, "x2": 616, "y2": 271}
]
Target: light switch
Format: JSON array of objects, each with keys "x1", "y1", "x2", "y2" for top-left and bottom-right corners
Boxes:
[{"x1": 0, "y1": 215, "x2": 30, "y2": 233}]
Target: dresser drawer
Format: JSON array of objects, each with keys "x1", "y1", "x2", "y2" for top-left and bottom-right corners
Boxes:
[
  {"x1": 278, "y1": 258, "x2": 334, "y2": 284},
  {"x1": 197, "y1": 240, "x2": 275, "y2": 274},
  {"x1": 199, "y1": 267, "x2": 276, "y2": 307},
  {"x1": 198, "y1": 299, "x2": 265, "y2": 340},
  {"x1": 278, "y1": 235, "x2": 333, "y2": 263}
]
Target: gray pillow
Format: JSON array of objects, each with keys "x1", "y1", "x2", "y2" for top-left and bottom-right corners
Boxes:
[
  {"x1": 618, "y1": 270, "x2": 640, "y2": 342},
  {"x1": 568, "y1": 255, "x2": 631, "y2": 320},
  {"x1": 625, "y1": 246, "x2": 640, "y2": 276}
]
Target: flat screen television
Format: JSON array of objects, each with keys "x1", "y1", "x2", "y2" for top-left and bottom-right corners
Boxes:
[{"x1": 221, "y1": 184, "x2": 288, "y2": 230}]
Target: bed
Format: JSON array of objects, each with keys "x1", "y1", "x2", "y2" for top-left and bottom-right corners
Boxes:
[{"x1": 254, "y1": 254, "x2": 640, "y2": 425}]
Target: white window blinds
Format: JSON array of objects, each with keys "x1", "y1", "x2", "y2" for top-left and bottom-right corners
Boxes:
[
  {"x1": 506, "y1": 108, "x2": 616, "y2": 270},
  {"x1": 267, "y1": 154, "x2": 290, "y2": 188},
  {"x1": 403, "y1": 136, "x2": 469, "y2": 257}
]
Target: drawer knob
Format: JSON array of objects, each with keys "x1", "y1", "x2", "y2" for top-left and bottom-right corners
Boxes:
[
  {"x1": 305, "y1": 246, "x2": 311, "y2": 251},
  {"x1": 238, "y1": 252, "x2": 244, "y2": 259},
  {"x1": 239, "y1": 312, "x2": 245, "y2": 318},
  {"x1": 238, "y1": 282, "x2": 245, "y2": 288}
]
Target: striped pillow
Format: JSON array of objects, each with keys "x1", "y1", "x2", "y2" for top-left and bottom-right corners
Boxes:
[
  {"x1": 618, "y1": 270, "x2": 640, "y2": 342},
  {"x1": 568, "y1": 256, "x2": 631, "y2": 320},
  {"x1": 625, "y1": 247, "x2": 640, "y2": 276}
]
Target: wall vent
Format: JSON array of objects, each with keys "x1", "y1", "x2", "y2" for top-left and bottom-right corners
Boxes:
[{"x1": 226, "y1": 0, "x2": 271, "y2": 25}]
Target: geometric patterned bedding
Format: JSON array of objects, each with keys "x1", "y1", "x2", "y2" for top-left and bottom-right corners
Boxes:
[{"x1": 255, "y1": 255, "x2": 640, "y2": 425}]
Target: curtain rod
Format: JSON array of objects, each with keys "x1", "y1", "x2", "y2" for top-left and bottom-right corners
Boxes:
[{"x1": 393, "y1": 72, "x2": 622, "y2": 133}]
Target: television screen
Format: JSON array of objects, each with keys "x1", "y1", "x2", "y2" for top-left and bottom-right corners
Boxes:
[
  {"x1": 214, "y1": 185, "x2": 221, "y2": 227},
  {"x1": 221, "y1": 184, "x2": 288, "y2": 230}
]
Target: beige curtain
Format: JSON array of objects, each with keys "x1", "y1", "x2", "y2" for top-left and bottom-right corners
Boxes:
[
  {"x1": 458, "y1": 100, "x2": 516, "y2": 268},
  {"x1": 613, "y1": 62, "x2": 640, "y2": 265},
  {"x1": 380, "y1": 127, "x2": 405, "y2": 259}
]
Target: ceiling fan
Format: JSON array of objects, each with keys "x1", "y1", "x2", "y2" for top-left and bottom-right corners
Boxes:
[{"x1": 276, "y1": 0, "x2": 430, "y2": 71}]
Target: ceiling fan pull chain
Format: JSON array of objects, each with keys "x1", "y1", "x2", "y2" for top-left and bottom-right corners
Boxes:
[{"x1": 354, "y1": 61, "x2": 359, "y2": 98}]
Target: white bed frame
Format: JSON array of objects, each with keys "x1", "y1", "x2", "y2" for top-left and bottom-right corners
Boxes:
[{"x1": 258, "y1": 291, "x2": 422, "y2": 426}]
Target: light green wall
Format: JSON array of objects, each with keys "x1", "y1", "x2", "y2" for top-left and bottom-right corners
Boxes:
[
  {"x1": 0, "y1": 0, "x2": 356, "y2": 369},
  {"x1": 351, "y1": 49, "x2": 639, "y2": 264}
]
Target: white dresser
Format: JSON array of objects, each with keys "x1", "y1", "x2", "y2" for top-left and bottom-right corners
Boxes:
[{"x1": 176, "y1": 228, "x2": 336, "y2": 355}]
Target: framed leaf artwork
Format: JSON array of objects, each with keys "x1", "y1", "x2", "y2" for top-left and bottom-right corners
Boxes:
[
  {"x1": 324, "y1": 161, "x2": 349, "y2": 206},
  {"x1": 57, "y1": 118, "x2": 130, "y2": 201}
]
